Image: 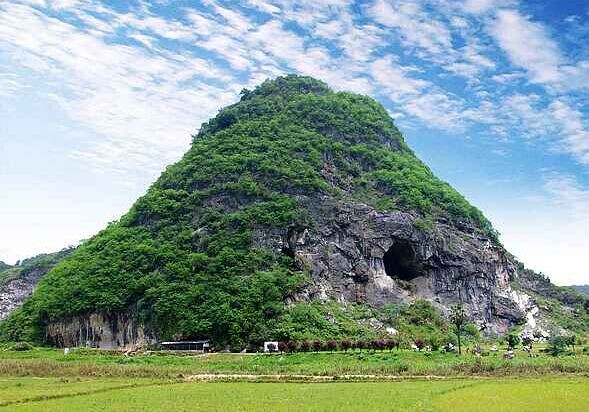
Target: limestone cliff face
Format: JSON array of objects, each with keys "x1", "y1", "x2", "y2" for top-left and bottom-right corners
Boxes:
[
  {"x1": 253, "y1": 196, "x2": 528, "y2": 336},
  {"x1": 45, "y1": 312, "x2": 156, "y2": 349}
]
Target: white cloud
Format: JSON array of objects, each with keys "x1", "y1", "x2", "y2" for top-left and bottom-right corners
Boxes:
[
  {"x1": 490, "y1": 173, "x2": 589, "y2": 285},
  {"x1": 370, "y1": 56, "x2": 474, "y2": 130},
  {"x1": 491, "y1": 71, "x2": 525, "y2": 84},
  {"x1": 490, "y1": 9, "x2": 562, "y2": 84},
  {"x1": 463, "y1": 0, "x2": 496, "y2": 14},
  {"x1": 463, "y1": 0, "x2": 516, "y2": 14},
  {"x1": 543, "y1": 173, "x2": 589, "y2": 223},
  {"x1": 502, "y1": 94, "x2": 589, "y2": 165},
  {"x1": 0, "y1": 2, "x2": 239, "y2": 178},
  {"x1": 368, "y1": 0, "x2": 452, "y2": 56}
]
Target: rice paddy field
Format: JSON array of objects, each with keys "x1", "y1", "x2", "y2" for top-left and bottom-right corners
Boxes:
[
  {"x1": 0, "y1": 377, "x2": 587, "y2": 411},
  {"x1": 0, "y1": 348, "x2": 588, "y2": 411}
]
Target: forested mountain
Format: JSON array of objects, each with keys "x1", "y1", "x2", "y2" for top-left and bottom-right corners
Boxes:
[{"x1": 1, "y1": 76, "x2": 586, "y2": 349}]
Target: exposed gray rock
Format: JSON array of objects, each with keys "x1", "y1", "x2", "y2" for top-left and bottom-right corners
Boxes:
[
  {"x1": 46, "y1": 311, "x2": 157, "y2": 349},
  {"x1": 0, "y1": 267, "x2": 46, "y2": 321},
  {"x1": 255, "y1": 196, "x2": 526, "y2": 336},
  {"x1": 0, "y1": 249, "x2": 73, "y2": 320}
]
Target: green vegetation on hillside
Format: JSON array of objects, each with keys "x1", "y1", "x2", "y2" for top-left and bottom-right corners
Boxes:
[{"x1": 0, "y1": 75, "x2": 500, "y2": 348}]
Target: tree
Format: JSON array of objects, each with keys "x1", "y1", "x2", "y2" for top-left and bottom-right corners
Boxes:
[
  {"x1": 326, "y1": 340, "x2": 338, "y2": 352},
  {"x1": 565, "y1": 334, "x2": 584, "y2": 354},
  {"x1": 506, "y1": 334, "x2": 520, "y2": 350},
  {"x1": 449, "y1": 304, "x2": 466, "y2": 355},
  {"x1": 547, "y1": 335, "x2": 568, "y2": 356},
  {"x1": 522, "y1": 336, "x2": 534, "y2": 356}
]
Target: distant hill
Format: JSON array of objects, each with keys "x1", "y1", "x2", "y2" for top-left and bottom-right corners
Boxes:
[
  {"x1": 572, "y1": 285, "x2": 589, "y2": 296},
  {"x1": 0, "y1": 248, "x2": 74, "y2": 321}
]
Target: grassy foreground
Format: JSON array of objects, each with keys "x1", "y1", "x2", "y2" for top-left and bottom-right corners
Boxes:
[
  {"x1": 1, "y1": 377, "x2": 587, "y2": 411},
  {"x1": 1, "y1": 348, "x2": 588, "y2": 378},
  {"x1": 1, "y1": 349, "x2": 588, "y2": 411}
]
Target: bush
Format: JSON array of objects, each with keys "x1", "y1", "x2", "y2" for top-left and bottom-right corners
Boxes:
[
  {"x1": 286, "y1": 340, "x2": 298, "y2": 353},
  {"x1": 547, "y1": 336, "x2": 569, "y2": 357},
  {"x1": 7, "y1": 341, "x2": 34, "y2": 351},
  {"x1": 312, "y1": 340, "x2": 322, "y2": 352},
  {"x1": 340, "y1": 339, "x2": 352, "y2": 351},
  {"x1": 385, "y1": 338, "x2": 399, "y2": 351},
  {"x1": 506, "y1": 334, "x2": 520, "y2": 350}
]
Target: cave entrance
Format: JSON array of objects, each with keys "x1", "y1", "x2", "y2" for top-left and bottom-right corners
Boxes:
[{"x1": 383, "y1": 240, "x2": 423, "y2": 281}]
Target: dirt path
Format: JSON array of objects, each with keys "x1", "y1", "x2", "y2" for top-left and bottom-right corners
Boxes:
[{"x1": 184, "y1": 373, "x2": 455, "y2": 382}]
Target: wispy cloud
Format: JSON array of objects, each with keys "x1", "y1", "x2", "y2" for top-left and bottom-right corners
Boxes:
[
  {"x1": 490, "y1": 9, "x2": 563, "y2": 84},
  {"x1": 0, "y1": 1, "x2": 239, "y2": 178},
  {"x1": 543, "y1": 173, "x2": 589, "y2": 223},
  {"x1": 368, "y1": 0, "x2": 452, "y2": 57},
  {"x1": 502, "y1": 94, "x2": 589, "y2": 164},
  {"x1": 1, "y1": 0, "x2": 588, "y2": 179},
  {"x1": 490, "y1": 8, "x2": 589, "y2": 92}
]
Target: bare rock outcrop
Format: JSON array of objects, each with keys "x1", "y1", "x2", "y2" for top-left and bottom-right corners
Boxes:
[
  {"x1": 254, "y1": 197, "x2": 527, "y2": 336},
  {"x1": 46, "y1": 311, "x2": 157, "y2": 349}
]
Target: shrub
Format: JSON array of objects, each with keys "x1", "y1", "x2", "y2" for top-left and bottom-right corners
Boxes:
[
  {"x1": 385, "y1": 338, "x2": 399, "y2": 351},
  {"x1": 506, "y1": 334, "x2": 520, "y2": 350},
  {"x1": 355, "y1": 340, "x2": 367, "y2": 352},
  {"x1": 340, "y1": 339, "x2": 352, "y2": 351},
  {"x1": 312, "y1": 340, "x2": 322, "y2": 352},
  {"x1": 300, "y1": 340, "x2": 311, "y2": 352},
  {"x1": 8, "y1": 341, "x2": 34, "y2": 351},
  {"x1": 326, "y1": 340, "x2": 338, "y2": 352},
  {"x1": 278, "y1": 341, "x2": 287, "y2": 353},
  {"x1": 286, "y1": 340, "x2": 298, "y2": 353},
  {"x1": 547, "y1": 335, "x2": 569, "y2": 357}
]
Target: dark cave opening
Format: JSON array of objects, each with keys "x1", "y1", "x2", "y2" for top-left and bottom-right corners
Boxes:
[
  {"x1": 281, "y1": 246, "x2": 295, "y2": 259},
  {"x1": 383, "y1": 240, "x2": 423, "y2": 281}
]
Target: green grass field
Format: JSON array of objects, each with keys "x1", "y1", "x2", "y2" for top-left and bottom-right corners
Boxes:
[
  {"x1": 1, "y1": 347, "x2": 588, "y2": 378},
  {"x1": 1, "y1": 377, "x2": 587, "y2": 411},
  {"x1": 1, "y1": 348, "x2": 588, "y2": 410}
]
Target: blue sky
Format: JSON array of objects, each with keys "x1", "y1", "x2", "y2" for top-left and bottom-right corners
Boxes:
[{"x1": 0, "y1": 0, "x2": 588, "y2": 285}]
